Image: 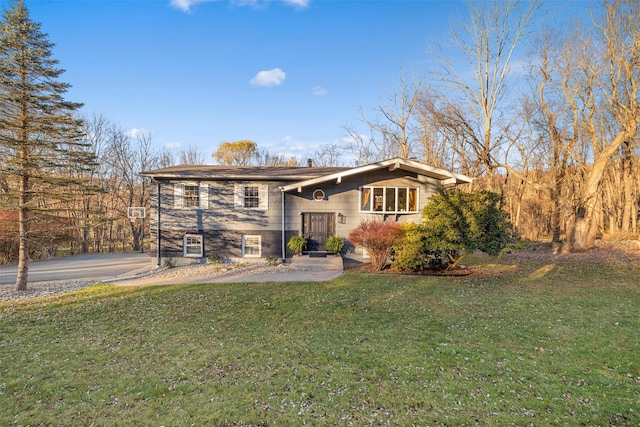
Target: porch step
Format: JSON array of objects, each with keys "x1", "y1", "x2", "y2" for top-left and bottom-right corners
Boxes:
[
  {"x1": 309, "y1": 252, "x2": 327, "y2": 258},
  {"x1": 289, "y1": 254, "x2": 343, "y2": 271}
]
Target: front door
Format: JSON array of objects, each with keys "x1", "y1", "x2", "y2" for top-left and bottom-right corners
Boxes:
[{"x1": 303, "y1": 213, "x2": 334, "y2": 251}]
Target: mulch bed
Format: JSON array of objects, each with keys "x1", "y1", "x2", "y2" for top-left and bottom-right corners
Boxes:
[
  {"x1": 343, "y1": 240, "x2": 640, "y2": 277},
  {"x1": 343, "y1": 261, "x2": 471, "y2": 276}
]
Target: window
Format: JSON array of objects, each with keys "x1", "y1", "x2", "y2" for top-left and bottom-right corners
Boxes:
[
  {"x1": 313, "y1": 189, "x2": 325, "y2": 201},
  {"x1": 234, "y1": 184, "x2": 268, "y2": 210},
  {"x1": 360, "y1": 186, "x2": 418, "y2": 213},
  {"x1": 244, "y1": 185, "x2": 260, "y2": 208},
  {"x1": 242, "y1": 235, "x2": 261, "y2": 257},
  {"x1": 184, "y1": 185, "x2": 200, "y2": 208},
  {"x1": 174, "y1": 183, "x2": 209, "y2": 209},
  {"x1": 183, "y1": 234, "x2": 203, "y2": 257}
]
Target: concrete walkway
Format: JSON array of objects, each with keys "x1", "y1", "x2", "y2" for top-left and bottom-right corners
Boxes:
[
  {"x1": 110, "y1": 255, "x2": 344, "y2": 287},
  {"x1": 290, "y1": 253, "x2": 343, "y2": 270}
]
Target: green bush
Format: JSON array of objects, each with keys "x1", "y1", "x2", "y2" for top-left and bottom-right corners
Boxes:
[
  {"x1": 393, "y1": 189, "x2": 517, "y2": 272},
  {"x1": 287, "y1": 235, "x2": 307, "y2": 254},
  {"x1": 421, "y1": 189, "x2": 516, "y2": 257},
  {"x1": 207, "y1": 254, "x2": 222, "y2": 264},
  {"x1": 325, "y1": 236, "x2": 345, "y2": 253},
  {"x1": 163, "y1": 257, "x2": 176, "y2": 269},
  {"x1": 392, "y1": 223, "x2": 448, "y2": 272},
  {"x1": 266, "y1": 256, "x2": 280, "y2": 266}
]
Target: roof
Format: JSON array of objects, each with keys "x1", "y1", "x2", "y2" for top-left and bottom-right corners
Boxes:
[
  {"x1": 141, "y1": 165, "x2": 349, "y2": 181},
  {"x1": 280, "y1": 158, "x2": 473, "y2": 192},
  {"x1": 141, "y1": 158, "x2": 473, "y2": 188}
]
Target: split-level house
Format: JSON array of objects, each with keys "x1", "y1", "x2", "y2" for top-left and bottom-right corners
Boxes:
[{"x1": 141, "y1": 157, "x2": 472, "y2": 265}]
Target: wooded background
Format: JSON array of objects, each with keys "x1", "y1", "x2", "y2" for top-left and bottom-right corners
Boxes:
[{"x1": 1, "y1": 0, "x2": 639, "y2": 264}]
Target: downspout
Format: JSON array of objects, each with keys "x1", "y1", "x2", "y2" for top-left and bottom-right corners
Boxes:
[
  {"x1": 280, "y1": 187, "x2": 285, "y2": 261},
  {"x1": 156, "y1": 180, "x2": 161, "y2": 268}
]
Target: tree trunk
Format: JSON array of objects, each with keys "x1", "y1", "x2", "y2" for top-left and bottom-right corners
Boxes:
[
  {"x1": 570, "y1": 159, "x2": 608, "y2": 251},
  {"x1": 15, "y1": 175, "x2": 29, "y2": 291},
  {"x1": 447, "y1": 252, "x2": 468, "y2": 270},
  {"x1": 550, "y1": 186, "x2": 562, "y2": 244},
  {"x1": 621, "y1": 142, "x2": 634, "y2": 236}
]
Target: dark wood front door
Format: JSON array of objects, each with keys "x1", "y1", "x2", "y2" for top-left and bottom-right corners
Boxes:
[{"x1": 303, "y1": 213, "x2": 334, "y2": 251}]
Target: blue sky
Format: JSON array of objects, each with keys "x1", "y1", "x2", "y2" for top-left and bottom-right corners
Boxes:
[{"x1": 16, "y1": 0, "x2": 582, "y2": 164}]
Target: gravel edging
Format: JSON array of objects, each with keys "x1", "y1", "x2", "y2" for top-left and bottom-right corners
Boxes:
[{"x1": 0, "y1": 280, "x2": 97, "y2": 303}]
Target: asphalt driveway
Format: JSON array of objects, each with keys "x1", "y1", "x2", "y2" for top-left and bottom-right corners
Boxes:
[{"x1": 0, "y1": 253, "x2": 153, "y2": 285}]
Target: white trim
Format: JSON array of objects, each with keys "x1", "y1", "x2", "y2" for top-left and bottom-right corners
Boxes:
[
  {"x1": 183, "y1": 183, "x2": 200, "y2": 208},
  {"x1": 175, "y1": 182, "x2": 208, "y2": 209},
  {"x1": 183, "y1": 234, "x2": 203, "y2": 257},
  {"x1": 280, "y1": 157, "x2": 472, "y2": 193},
  {"x1": 174, "y1": 183, "x2": 184, "y2": 209},
  {"x1": 200, "y1": 183, "x2": 209, "y2": 209},
  {"x1": 234, "y1": 183, "x2": 269, "y2": 210},
  {"x1": 242, "y1": 235, "x2": 261, "y2": 257},
  {"x1": 359, "y1": 186, "x2": 419, "y2": 214},
  {"x1": 259, "y1": 185, "x2": 269, "y2": 209}
]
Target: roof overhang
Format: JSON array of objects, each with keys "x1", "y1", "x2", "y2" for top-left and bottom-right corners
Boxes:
[
  {"x1": 280, "y1": 158, "x2": 472, "y2": 192},
  {"x1": 140, "y1": 165, "x2": 349, "y2": 181}
]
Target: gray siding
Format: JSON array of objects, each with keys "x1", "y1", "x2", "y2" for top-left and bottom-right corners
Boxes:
[
  {"x1": 149, "y1": 169, "x2": 446, "y2": 260},
  {"x1": 150, "y1": 229, "x2": 282, "y2": 260},
  {"x1": 155, "y1": 179, "x2": 283, "y2": 231},
  {"x1": 283, "y1": 169, "x2": 443, "y2": 257}
]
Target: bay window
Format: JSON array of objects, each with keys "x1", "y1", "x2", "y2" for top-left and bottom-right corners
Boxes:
[{"x1": 360, "y1": 186, "x2": 418, "y2": 213}]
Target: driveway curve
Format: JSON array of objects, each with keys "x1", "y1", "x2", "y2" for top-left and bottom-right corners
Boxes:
[{"x1": 0, "y1": 253, "x2": 153, "y2": 286}]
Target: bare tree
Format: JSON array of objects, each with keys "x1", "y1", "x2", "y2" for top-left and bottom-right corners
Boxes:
[
  {"x1": 344, "y1": 125, "x2": 379, "y2": 166},
  {"x1": 311, "y1": 142, "x2": 345, "y2": 167},
  {"x1": 157, "y1": 147, "x2": 176, "y2": 169},
  {"x1": 254, "y1": 149, "x2": 299, "y2": 166},
  {"x1": 427, "y1": 0, "x2": 543, "y2": 178},
  {"x1": 497, "y1": 29, "x2": 580, "y2": 244},
  {"x1": 179, "y1": 144, "x2": 206, "y2": 165},
  {"x1": 350, "y1": 72, "x2": 424, "y2": 162},
  {"x1": 70, "y1": 113, "x2": 113, "y2": 253},
  {"x1": 414, "y1": 95, "x2": 453, "y2": 169},
  {"x1": 107, "y1": 128, "x2": 158, "y2": 252},
  {"x1": 564, "y1": 0, "x2": 640, "y2": 251}
]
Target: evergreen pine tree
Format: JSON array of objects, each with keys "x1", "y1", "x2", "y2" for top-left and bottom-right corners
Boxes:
[{"x1": 0, "y1": 0, "x2": 95, "y2": 291}]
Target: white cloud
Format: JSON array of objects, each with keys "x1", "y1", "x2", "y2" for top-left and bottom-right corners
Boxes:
[
  {"x1": 281, "y1": 135, "x2": 293, "y2": 143},
  {"x1": 250, "y1": 68, "x2": 286, "y2": 87},
  {"x1": 164, "y1": 141, "x2": 182, "y2": 150},
  {"x1": 282, "y1": 0, "x2": 310, "y2": 7},
  {"x1": 126, "y1": 128, "x2": 150, "y2": 138},
  {"x1": 312, "y1": 85, "x2": 327, "y2": 96},
  {"x1": 170, "y1": 0, "x2": 309, "y2": 13},
  {"x1": 169, "y1": 0, "x2": 211, "y2": 12}
]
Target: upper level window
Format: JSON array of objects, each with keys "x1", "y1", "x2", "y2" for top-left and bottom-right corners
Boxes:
[
  {"x1": 234, "y1": 184, "x2": 268, "y2": 210},
  {"x1": 174, "y1": 183, "x2": 208, "y2": 209},
  {"x1": 184, "y1": 185, "x2": 200, "y2": 208},
  {"x1": 360, "y1": 186, "x2": 418, "y2": 213},
  {"x1": 244, "y1": 185, "x2": 260, "y2": 208}
]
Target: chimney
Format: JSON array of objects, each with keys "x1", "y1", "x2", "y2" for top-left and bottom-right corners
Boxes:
[{"x1": 307, "y1": 159, "x2": 313, "y2": 167}]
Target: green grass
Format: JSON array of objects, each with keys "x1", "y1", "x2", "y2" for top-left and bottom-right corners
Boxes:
[{"x1": 1, "y1": 253, "x2": 639, "y2": 426}]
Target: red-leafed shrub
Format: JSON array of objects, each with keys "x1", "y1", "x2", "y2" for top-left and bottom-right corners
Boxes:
[{"x1": 348, "y1": 219, "x2": 404, "y2": 271}]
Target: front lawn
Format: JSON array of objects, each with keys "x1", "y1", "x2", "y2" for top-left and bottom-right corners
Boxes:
[{"x1": 1, "y1": 251, "x2": 638, "y2": 425}]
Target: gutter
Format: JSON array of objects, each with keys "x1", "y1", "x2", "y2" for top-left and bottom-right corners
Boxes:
[
  {"x1": 156, "y1": 180, "x2": 162, "y2": 268},
  {"x1": 280, "y1": 187, "x2": 285, "y2": 261}
]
